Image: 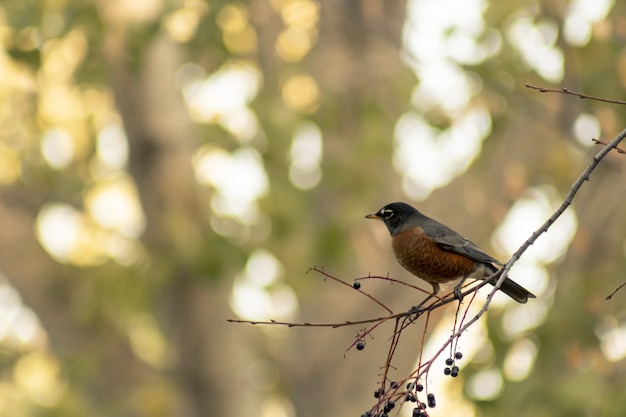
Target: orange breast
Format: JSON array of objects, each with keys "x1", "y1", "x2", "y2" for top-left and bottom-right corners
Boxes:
[{"x1": 391, "y1": 227, "x2": 478, "y2": 284}]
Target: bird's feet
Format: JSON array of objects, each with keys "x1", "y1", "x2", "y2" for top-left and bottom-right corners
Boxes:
[
  {"x1": 453, "y1": 277, "x2": 468, "y2": 302},
  {"x1": 408, "y1": 305, "x2": 424, "y2": 315},
  {"x1": 453, "y1": 285, "x2": 464, "y2": 301}
]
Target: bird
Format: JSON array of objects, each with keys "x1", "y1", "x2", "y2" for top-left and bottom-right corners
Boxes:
[{"x1": 365, "y1": 202, "x2": 535, "y2": 304}]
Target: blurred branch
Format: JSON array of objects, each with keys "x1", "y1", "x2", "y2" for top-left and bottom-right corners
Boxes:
[
  {"x1": 606, "y1": 281, "x2": 626, "y2": 300},
  {"x1": 525, "y1": 83, "x2": 626, "y2": 105}
]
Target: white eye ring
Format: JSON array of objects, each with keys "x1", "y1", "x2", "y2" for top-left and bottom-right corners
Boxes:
[{"x1": 380, "y1": 209, "x2": 394, "y2": 218}]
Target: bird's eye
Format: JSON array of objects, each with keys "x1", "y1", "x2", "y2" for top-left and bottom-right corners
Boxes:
[{"x1": 380, "y1": 209, "x2": 394, "y2": 218}]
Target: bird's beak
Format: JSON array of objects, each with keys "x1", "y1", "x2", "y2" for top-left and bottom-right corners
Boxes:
[{"x1": 365, "y1": 213, "x2": 380, "y2": 220}]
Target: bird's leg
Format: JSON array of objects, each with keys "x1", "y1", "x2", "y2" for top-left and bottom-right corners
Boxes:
[
  {"x1": 409, "y1": 295, "x2": 434, "y2": 315},
  {"x1": 453, "y1": 276, "x2": 468, "y2": 301}
]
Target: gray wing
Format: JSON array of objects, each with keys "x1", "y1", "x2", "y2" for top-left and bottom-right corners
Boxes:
[{"x1": 421, "y1": 218, "x2": 503, "y2": 266}]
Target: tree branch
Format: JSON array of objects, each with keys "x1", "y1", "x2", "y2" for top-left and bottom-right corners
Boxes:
[
  {"x1": 227, "y1": 112, "x2": 626, "y2": 415},
  {"x1": 525, "y1": 83, "x2": 626, "y2": 105}
]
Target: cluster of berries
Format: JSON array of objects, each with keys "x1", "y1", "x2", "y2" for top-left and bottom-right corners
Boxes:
[
  {"x1": 360, "y1": 382, "x2": 436, "y2": 417},
  {"x1": 443, "y1": 351, "x2": 463, "y2": 377}
]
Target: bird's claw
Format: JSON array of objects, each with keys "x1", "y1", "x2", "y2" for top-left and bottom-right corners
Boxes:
[
  {"x1": 408, "y1": 305, "x2": 424, "y2": 315},
  {"x1": 453, "y1": 285, "x2": 464, "y2": 302}
]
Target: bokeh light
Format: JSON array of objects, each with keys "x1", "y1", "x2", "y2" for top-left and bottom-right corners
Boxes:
[
  {"x1": 41, "y1": 128, "x2": 74, "y2": 169},
  {"x1": 394, "y1": 109, "x2": 491, "y2": 200},
  {"x1": 289, "y1": 121, "x2": 323, "y2": 190},
  {"x1": 230, "y1": 249, "x2": 298, "y2": 322},
  {"x1": 506, "y1": 13, "x2": 564, "y2": 83},
  {"x1": 563, "y1": 0, "x2": 614, "y2": 46},
  {"x1": 573, "y1": 113, "x2": 601, "y2": 147},
  {"x1": 281, "y1": 74, "x2": 320, "y2": 113},
  {"x1": 84, "y1": 177, "x2": 146, "y2": 238},
  {"x1": 182, "y1": 61, "x2": 261, "y2": 142},
  {"x1": 503, "y1": 338, "x2": 538, "y2": 381},
  {"x1": 467, "y1": 368, "x2": 504, "y2": 401}
]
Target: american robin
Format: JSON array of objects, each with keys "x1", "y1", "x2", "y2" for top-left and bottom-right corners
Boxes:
[{"x1": 365, "y1": 202, "x2": 535, "y2": 304}]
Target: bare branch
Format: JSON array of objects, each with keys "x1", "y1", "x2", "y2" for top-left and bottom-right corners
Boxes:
[
  {"x1": 525, "y1": 84, "x2": 626, "y2": 105},
  {"x1": 227, "y1": 113, "x2": 626, "y2": 415}
]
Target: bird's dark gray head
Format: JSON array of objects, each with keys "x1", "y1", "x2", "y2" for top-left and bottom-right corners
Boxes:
[{"x1": 365, "y1": 202, "x2": 424, "y2": 236}]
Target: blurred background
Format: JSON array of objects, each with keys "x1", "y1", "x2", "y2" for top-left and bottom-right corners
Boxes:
[{"x1": 1, "y1": 0, "x2": 626, "y2": 416}]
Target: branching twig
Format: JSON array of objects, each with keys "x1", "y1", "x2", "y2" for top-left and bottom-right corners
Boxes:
[
  {"x1": 227, "y1": 105, "x2": 626, "y2": 414},
  {"x1": 308, "y1": 266, "x2": 394, "y2": 314},
  {"x1": 457, "y1": 126, "x2": 626, "y2": 337},
  {"x1": 592, "y1": 138, "x2": 625, "y2": 154}
]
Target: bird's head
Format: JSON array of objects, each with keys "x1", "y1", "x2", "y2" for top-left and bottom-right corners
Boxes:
[{"x1": 365, "y1": 202, "x2": 422, "y2": 236}]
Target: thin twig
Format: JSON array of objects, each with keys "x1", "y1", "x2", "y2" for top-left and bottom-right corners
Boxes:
[
  {"x1": 525, "y1": 84, "x2": 626, "y2": 105},
  {"x1": 592, "y1": 138, "x2": 625, "y2": 154},
  {"x1": 308, "y1": 266, "x2": 394, "y2": 314},
  {"x1": 226, "y1": 315, "x2": 404, "y2": 328},
  {"x1": 606, "y1": 281, "x2": 626, "y2": 300}
]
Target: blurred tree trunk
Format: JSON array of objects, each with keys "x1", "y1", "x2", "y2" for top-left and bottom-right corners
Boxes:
[{"x1": 103, "y1": 26, "x2": 261, "y2": 417}]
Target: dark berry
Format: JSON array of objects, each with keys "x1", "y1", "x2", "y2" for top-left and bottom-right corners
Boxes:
[
  {"x1": 386, "y1": 400, "x2": 395, "y2": 410},
  {"x1": 353, "y1": 281, "x2": 361, "y2": 290},
  {"x1": 356, "y1": 341, "x2": 365, "y2": 351},
  {"x1": 406, "y1": 382, "x2": 414, "y2": 390},
  {"x1": 450, "y1": 366, "x2": 459, "y2": 377},
  {"x1": 381, "y1": 413, "x2": 388, "y2": 417},
  {"x1": 444, "y1": 367, "x2": 451, "y2": 375},
  {"x1": 416, "y1": 383, "x2": 424, "y2": 392},
  {"x1": 420, "y1": 402, "x2": 427, "y2": 410},
  {"x1": 445, "y1": 358, "x2": 454, "y2": 366},
  {"x1": 427, "y1": 393, "x2": 436, "y2": 408},
  {"x1": 412, "y1": 408, "x2": 421, "y2": 417},
  {"x1": 374, "y1": 388, "x2": 383, "y2": 398},
  {"x1": 455, "y1": 351, "x2": 463, "y2": 359},
  {"x1": 390, "y1": 381, "x2": 398, "y2": 389}
]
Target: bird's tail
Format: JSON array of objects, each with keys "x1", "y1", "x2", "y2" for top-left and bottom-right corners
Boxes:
[{"x1": 486, "y1": 265, "x2": 536, "y2": 304}]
